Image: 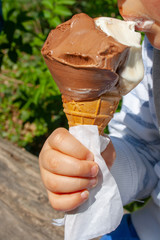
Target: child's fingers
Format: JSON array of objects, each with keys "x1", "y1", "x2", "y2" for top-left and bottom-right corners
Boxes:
[
  {"x1": 41, "y1": 168, "x2": 98, "y2": 193},
  {"x1": 39, "y1": 148, "x2": 99, "y2": 178},
  {"x1": 47, "y1": 190, "x2": 89, "y2": 211},
  {"x1": 46, "y1": 128, "x2": 94, "y2": 161}
]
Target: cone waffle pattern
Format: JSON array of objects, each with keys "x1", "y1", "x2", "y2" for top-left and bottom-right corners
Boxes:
[{"x1": 63, "y1": 92, "x2": 121, "y2": 135}]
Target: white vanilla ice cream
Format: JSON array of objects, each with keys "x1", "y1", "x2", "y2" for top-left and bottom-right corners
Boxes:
[{"x1": 95, "y1": 17, "x2": 144, "y2": 95}]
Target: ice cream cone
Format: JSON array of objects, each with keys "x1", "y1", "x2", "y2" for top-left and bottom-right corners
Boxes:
[
  {"x1": 62, "y1": 90, "x2": 121, "y2": 135},
  {"x1": 42, "y1": 14, "x2": 144, "y2": 136}
]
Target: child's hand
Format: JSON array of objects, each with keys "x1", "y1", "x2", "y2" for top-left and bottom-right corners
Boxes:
[{"x1": 39, "y1": 128, "x2": 99, "y2": 212}]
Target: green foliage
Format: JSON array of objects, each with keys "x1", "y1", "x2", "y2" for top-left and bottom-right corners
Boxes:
[
  {"x1": 0, "y1": 0, "x2": 121, "y2": 153},
  {"x1": 41, "y1": 0, "x2": 76, "y2": 28},
  {"x1": 124, "y1": 197, "x2": 150, "y2": 213},
  {"x1": 75, "y1": 0, "x2": 120, "y2": 18}
]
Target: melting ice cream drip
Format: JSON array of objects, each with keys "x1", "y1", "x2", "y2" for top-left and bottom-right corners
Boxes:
[{"x1": 95, "y1": 17, "x2": 144, "y2": 95}]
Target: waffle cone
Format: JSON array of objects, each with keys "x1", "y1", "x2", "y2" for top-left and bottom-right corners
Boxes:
[{"x1": 62, "y1": 90, "x2": 121, "y2": 135}]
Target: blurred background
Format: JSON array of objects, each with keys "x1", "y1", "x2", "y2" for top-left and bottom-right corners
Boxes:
[{"x1": 0, "y1": 0, "x2": 121, "y2": 155}]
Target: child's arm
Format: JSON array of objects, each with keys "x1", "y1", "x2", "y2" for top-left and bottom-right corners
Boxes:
[{"x1": 108, "y1": 40, "x2": 160, "y2": 204}]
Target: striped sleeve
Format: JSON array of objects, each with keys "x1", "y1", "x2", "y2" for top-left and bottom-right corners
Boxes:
[{"x1": 108, "y1": 37, "x2": 160, "y2": 205}]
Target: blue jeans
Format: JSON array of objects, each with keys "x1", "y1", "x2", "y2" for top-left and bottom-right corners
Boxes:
[{"x1": 100, "y1": 214, "x2": 140, "y2": 240}]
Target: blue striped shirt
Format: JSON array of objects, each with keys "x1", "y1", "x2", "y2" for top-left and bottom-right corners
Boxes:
[{"x1": 109, "y1": 36, "x2": 160, "y2": 207}]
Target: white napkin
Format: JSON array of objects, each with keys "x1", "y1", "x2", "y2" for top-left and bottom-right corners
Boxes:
[{"x1": 53, "y1": 125, "x2": 123, "y2": 240}]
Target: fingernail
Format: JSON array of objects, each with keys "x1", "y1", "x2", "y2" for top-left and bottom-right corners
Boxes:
[
  {"x1": 90, "y1": 178, "x2": 98, "y2": 188},
  {"x1": 91, "y1": 165, "x2": 99, "y2": 177},
  {"x1": 81, "y1": 191, "x2": 89, "y2": 200}
]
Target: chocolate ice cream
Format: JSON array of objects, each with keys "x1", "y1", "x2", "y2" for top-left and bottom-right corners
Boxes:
[{"x1": 41, "y1": 13, "x2": 130, "y2": 101}]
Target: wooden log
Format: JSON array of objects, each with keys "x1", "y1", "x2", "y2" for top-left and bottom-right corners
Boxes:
[{"x1": 0, "y1": 138, "x2": 64, "y2": 240}]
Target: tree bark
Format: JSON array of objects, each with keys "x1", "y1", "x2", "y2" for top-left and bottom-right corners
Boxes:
[{"x1": 0, "y1": 138, "x2": 64, "y2": 240}]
